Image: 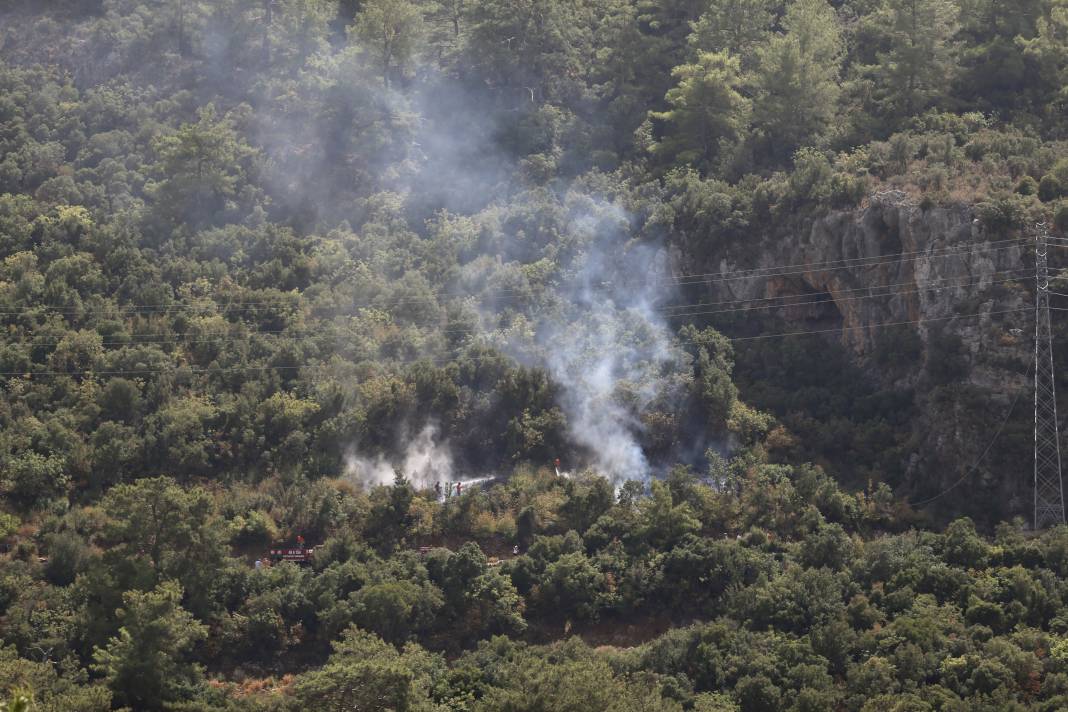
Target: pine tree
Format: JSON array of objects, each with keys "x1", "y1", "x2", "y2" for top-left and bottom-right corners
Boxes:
[
  {"x1": 650, "y1": 51, "x2": 751, "y2": 174},
  {"x1": 751, "y1": 0, "x2": 843, "y2": 163},
  {"x1": 687, "y1": 0, "x2": 775, "y2": 68},
  {"x1": 92, "y1": 583, "x2": 207, "y2": 710},
  {"x1": 871, "y1": 0, "x2": 960, "y2": 120},
  {"x1": 352, "y1": 0, "x2": 426, "y2": 88}
]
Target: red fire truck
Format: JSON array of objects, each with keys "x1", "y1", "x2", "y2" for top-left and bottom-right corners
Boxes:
[{"x1": 268, "y1": 535, "x2": 314, "y2": 565}]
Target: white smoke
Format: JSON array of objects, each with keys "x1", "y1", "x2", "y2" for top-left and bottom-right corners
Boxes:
[
  {"x1": 547, "y1": 265, "x2": 683, "y2": 481},
  {"x1": 236, "y1": 34, "x2": 694, "y2": 486},
  {"x1": 344, "y1": 423, "x2": 455, "y2": 488},
  {"x1": 491, "y1": 198, "x2": 689, "y2": 484}
]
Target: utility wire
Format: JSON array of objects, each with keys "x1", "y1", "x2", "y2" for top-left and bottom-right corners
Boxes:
[
  {"x1": 907, "y1": 361, "x2": 1030, "y2": 508},
  {"x1": 726, "y1": 307, "x2": 1030, "y2": 343},
  {"x1": 2, "y1": 271, "x2": 1032, "y2": 349},
  {"x1": 909, "y1": 237, "x2": 1064, "y2": 508},
  {"x1": 659, "y1": 268, "x2": 1032, "y2": 313},
  {"x1": 662, "y1": 272, "x2": 1031, "y2": 320},
  {"x1": 664, "y1": 238, "x2": 1029, "y2": 285},
  {"x1": 668, "y1": 236, "x2": 1029, "y2": 278},
  {"x1": 0, "y1": 306, "x2": 1032, "y2": 377},
  {"x1": 4, "y1": 268, "x2": 1030, "y2": 345},
  {"x1": 0, "y1": 238, "x2": 1030, "y2": 318}
]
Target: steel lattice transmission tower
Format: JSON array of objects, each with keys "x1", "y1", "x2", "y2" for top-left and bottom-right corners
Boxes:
[{"x1": 1034, "y1": 225, "x2": 1065, "y2": 529}]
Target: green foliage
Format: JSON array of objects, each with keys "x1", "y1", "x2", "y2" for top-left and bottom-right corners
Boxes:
[
  {"x1": 229, "y1": 509, "x2": 280, "y2": 546},
  {"x1": 751, "y1": 0, "x2": 843, "y2": 161},
  {"x1": 99, "y1": 477, "x2": 228, "y2": 615},
  {"x1": 976, "y1": 193, "x2": 1033, "y2": 234},
  {"x1": 1040, "y1": 160, "x2": 1068, "y2": 202},
  {"x1": 0, "y1": 646, "x2": 110, "y2": 711},
  {"x1": 531, "y1": 549, "x2": 607, "y2": 621},
  {"x1": 651, "y1": 52, "x2": 751, "y2": 174},
  {"x1": 350, "y1": 579, "x2": 442, "y2": 643},
  {"x1": 0, "y1": 0, "x2": 1064, "y2": 708},
  {"x1": 92, "y1": 582, "x2": 207, "y2": 710},
  {"x1": 1016, "y1": 175, "x2": 1039, "y2": 195},
  {"x1": 687, "y1": 0, "x2": 774, "y2": 67},
  {"x1": 1, "y1": 453, "x2": 67, "y2": 512},
  {"x1": 1041, "y1": 173, "x2": 1066, "y2": 202},
  {"x1": 42, "y1": 531, "x2": 91, "y2": 587},
  {"x1": 680, "y1": 324, "x2": 738, "y2": 427},
  {"x1": 0, "y1": 513, "x2": 18, "y2": 540},
  {"x1": 151, "y1": 105, "x2": 259, "y2": 229},
  {"x1": 352, "y1": 0, "x2": 426, "y2": 88},
  {"x1": 1054, "y1": 199, "x2": 1068, "y2": 233},
  {"x1": 868, "y1": 0, "x2": 961, "y2": 121}
]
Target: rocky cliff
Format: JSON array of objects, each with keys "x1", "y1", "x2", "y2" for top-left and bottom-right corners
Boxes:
[{"x1": 681, "y1": 192, "x2": 1038, "y2": 521}]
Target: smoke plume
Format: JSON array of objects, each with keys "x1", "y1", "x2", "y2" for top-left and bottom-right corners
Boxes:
[
  {"x1": 489, "y1": 198, "x2": 690, "y2": 483},
  {"x1": 344, "y1": 423, "x2": 455, "y2": 488}
]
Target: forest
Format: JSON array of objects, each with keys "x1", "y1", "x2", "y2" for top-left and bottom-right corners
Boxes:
[{"x1": 0, "y1": 0, "x2": 1066, "y2": 709}]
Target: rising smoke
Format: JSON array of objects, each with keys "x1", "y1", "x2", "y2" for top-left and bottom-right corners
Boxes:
[
  {"x1": 237, "y1": 19, "x2": 700, "y2": 486},
  {"x1": 325, "y1": 89, "x2": 697, "y2": 486},
  {"x1": 493, "y1": 199, "x2": 690, "y2": 483},
  {"x1": 344, "y1": 423, "x2": 455, "y2": 488},
  {"x1": 0, "y1": 3, "x2": 716, "y2": 492}
]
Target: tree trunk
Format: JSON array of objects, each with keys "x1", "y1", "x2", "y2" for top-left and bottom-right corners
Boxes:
[
  {"x1": 263, "y1": 0, "x2": 274, "y2": 66},
  {"x1": 177, "y1": 0, "x2": 186, "y2": 57}
]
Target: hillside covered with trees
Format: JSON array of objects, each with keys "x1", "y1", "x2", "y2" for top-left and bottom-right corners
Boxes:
[{"x1": 0, "y1": 0, "x2": 1066, "y2": 709}]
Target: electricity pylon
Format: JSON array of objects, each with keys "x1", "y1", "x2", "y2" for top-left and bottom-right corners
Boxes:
[{"x1": 1034, "y1": 225, "x2": 1065, "y2": 529}]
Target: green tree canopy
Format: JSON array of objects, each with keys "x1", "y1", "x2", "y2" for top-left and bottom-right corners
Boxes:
[
  {"x1": 92, "y1": 582, "x2": 207, "y2": 710},
  {"x1": 651, "y1": 51, "x2": 751, "y2": 174},
  {"x1": 869, "y1": 0, "x2": 961, "y2": 121},
  {"x1": 352, "y1": 0, "x2": 426, "y2": 88},
  {"x1": 751, "y1": 0, "x2": 844, "y2": 161}
]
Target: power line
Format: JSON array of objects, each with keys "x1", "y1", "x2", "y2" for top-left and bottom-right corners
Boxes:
[
  {"x1": 659, "y1": 268, "x2": 1033, "y2": 313},
  {"x1": 907, "y1": 363, "x2": 1030, "y2": 508},
  {"x1": 0, "y1": 238, "x2": 1030, "y2": 319},
  {"x1": 665, "y1": 239, "x2": 1030, "y2": 286},
  {"x1": 2, "y1": 270, "x2": 1032, "y2": 350},
  {"x1": 726, "y1": 307, "x2": 1030, "y2": 343},
  {"x1": 662, "y1": 272, "x2": 1031, "y2": 320},
  {"x1": 664, "y1": 236, "x2": 1029, "y2": 282},
  {"x1": 0, "y1": 306, "x2": 1032, "y2": 377}
]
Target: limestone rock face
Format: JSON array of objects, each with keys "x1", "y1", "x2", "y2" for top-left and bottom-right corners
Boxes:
[
  {"x1": 707, "y1": 193, "x2": 1029, "y2": 358},
  {"x1": 677, "y1": 192, "x2": 1036, "y2": 518}
]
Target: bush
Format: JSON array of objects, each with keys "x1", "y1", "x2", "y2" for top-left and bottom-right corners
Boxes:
[
  {"x1": 788, "y1": 148, "x2": 835, "y2": 204},
  {"x1": 874, "y1": 328, "x2": 923, "y2": 372},
  {"x1": 1055, "y1": 200, "x2": 1068, "y2": 234},
  {"x1": 1, "y1": 452, "x2": 68, "y2": 511},
  {"x1": 43, "y1": 531, "x2": 91, "y2": 586},
  {"x1": 925, "y1": 331, "x2": 969, "y2": 385},
  {"x1": 1015, "y1": 175, "x2": 1038, "y2": 196},
  {"x1": 800, "y1": 523, "x2": 855, "y2": 570},
  {"x1": 1040, "y1": 174, "x2": 1064, "y2": 202},
  {"x1": 888, "y1": 133, "x2": 916, "y2": 174},
  {"x1": 830, "y1": 171, "x2": 869, "y2": 207},
  {"x1": 976, "y1": 194, "x2": 1029, "y2": 235},
  {"x1": 1053, "y1": 158, "x2": 1068, "y2": 186},
  {"x1": 231, "y1": 510, "x2": 280, "y2": 546},
  {"x1": 0, "y1": 513, "x2": 18, "y2": 540}
]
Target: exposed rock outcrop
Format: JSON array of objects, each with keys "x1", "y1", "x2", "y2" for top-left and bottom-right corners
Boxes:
[{"x1": 678, "y1": 192, "x2": 1037, "y2": 520}]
